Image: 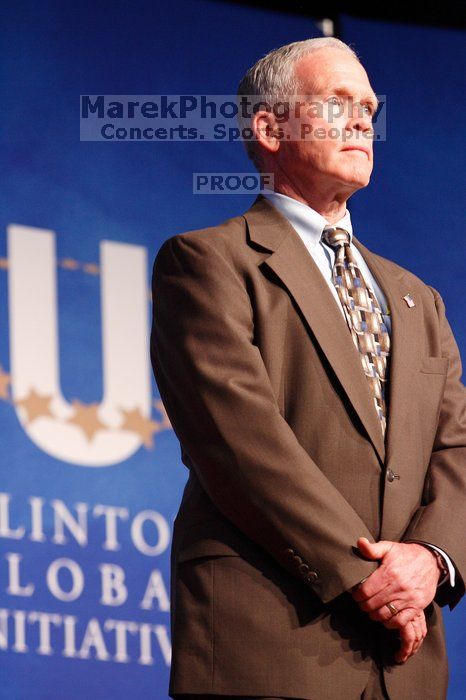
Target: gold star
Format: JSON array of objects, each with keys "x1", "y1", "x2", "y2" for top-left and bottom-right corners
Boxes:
[
  {"x1": 0, "y1": 257, "x2": 8, "y2": 269},
  {"x1": 0, "y1": 366, "x2": 11, "y2": 400},
  {"x1": 60, "y1": 258, "x2": 80, "y2": 270},
  {"x1": 15, "y1": 388, "x2": 54, "y2": 422},
  {"x1": 82, "y1": 263, "x2": 100, "y2": 275},
  {"x1": 67, "y1": 400, "x2": 107, "y2": 441},
  {"x1": 153, "y1": 399, "x2": 172, "y2": 430},
  {"x1": 120, "y1": 407, "x2": 161, "y2": 449}
]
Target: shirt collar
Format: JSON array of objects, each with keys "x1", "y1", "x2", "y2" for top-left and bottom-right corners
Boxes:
[{"x1": 262, "y1": 191, "x2": 353, "y2": 246}]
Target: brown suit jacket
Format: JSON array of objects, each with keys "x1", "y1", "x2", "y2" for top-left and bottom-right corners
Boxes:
[{"x1": 150, "y1": 195, "x2": 466, "y2": 700}]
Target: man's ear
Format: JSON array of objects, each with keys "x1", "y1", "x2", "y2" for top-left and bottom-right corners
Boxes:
[{"x1": 251, "y1": 110, "x2": 282, "y2": 155}]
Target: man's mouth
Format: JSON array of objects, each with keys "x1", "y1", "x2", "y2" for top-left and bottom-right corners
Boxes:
[{"x1": 341, "y1": 146, "x2": 370, "y2": 158}]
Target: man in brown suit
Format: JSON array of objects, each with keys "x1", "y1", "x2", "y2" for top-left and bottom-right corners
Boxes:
[{"x1": 150, "y1": 38, "x2": 465, "y2": 699}]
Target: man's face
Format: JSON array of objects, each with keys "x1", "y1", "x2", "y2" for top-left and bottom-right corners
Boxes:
[{"x1": 276, "y1": 48, "x2": 378, "y2": 195}]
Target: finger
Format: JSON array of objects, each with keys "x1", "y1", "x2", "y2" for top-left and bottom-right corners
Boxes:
[
  {"x1": 351, "y1": 572, "x2": 373, "y2": 594},
  {"x1": 395, "y1": 622, "x2": 415, "y2": 663},
  {"x1": 395, "y1": 624, "x2": 414, "y2": 663},
  {"x1": 412, "y1": 611, "x2": 426, "y2": 654},
  {"x1": 351, "y1": 568, "x2": 391, "y2": 602},
  {"x1": 358, "y1": 588, "x2": 402, "y2": 613},
  {"x1": 365, "y1": 599, "x2": 404, "y2": 623},
  {"x1": 392, "y1": 611, "x2": 427, "y2": 664},
  {"x1": 360, "y1": 583, "x2": 428, "y2": 614},
  {"x1": 383, "y1": 607, "x2": 420, "y2": 630},
  {"x1": 357, "y1": 537, "x2": 394, "y2": 561},
  {"x1": 421, "y1": 613, "x2": 427, "y2": 640},
  {"x1": 413, "y1": 612, "x2": 427, "y2": 655},
  {"x1": 407, "y1": 619, "x2": 422, "y2": 659},
  {"x1": 409, "y1": 615, "x2": 424, "y2": 656}
]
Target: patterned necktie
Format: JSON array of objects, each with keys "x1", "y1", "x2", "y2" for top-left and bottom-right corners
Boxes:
[{"x1": 322, "y1": 226, "x2": 390, "y2": 436}]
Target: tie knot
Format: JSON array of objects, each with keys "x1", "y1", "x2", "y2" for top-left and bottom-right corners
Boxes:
[{"x1": 322, "y1": 226, "x2": 351, "y2": 249}]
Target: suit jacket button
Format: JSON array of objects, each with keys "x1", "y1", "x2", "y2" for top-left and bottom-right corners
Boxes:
[
  {"x1": 306, "y1": 571, "x2": 318, "y2": 583},
  {"x1": 299, "y1": 563, "x2": 309, "y2": 575},
  {"x1": 387, "y1": 469, "x2": 400, "y2": 482}
]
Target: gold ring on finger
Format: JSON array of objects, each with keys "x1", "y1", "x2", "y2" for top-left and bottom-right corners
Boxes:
[{"x1": 386, "y1": 602, "x2": 399, "y2": 616}]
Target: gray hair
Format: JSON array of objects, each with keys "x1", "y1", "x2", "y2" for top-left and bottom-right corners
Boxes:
[{"x1": 237, "y1": 37, "x2": 359, "y2": 169}]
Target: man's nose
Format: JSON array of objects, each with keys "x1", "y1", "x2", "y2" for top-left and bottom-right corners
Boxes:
[{"x1": 346, "y1": 103, "x2": 373, "y2": 132}]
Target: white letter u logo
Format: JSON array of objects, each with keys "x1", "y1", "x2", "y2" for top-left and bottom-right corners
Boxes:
[{"x1": 7, "y1": 224, "x2": 153, "y2": 466}]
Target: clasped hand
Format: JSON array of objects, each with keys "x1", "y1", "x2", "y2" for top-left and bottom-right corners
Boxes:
[{"x1": 351, "y1": 537, "x2": 442, "y2": 664}]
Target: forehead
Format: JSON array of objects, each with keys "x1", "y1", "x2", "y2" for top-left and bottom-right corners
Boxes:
[{"x1": 295, "y1": 48, "x2": 374, "y2": 95}]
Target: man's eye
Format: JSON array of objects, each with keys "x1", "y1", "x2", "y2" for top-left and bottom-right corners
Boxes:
[{"x1": 328, "y1": 96, "x2": 341, "y2": 105}]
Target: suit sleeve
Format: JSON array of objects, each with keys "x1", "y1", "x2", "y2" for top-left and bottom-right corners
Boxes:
[
  {"x1": 403, "y1": 286, "x2": 466, "y2": 610},
  {"x1": 150, "y1": 233, "x2": 378, "y2": 603}
]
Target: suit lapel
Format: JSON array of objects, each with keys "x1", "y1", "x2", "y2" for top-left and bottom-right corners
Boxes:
[
  {"x1": 244, "y1": 196, "x2": 386, "y2": 464},
  {"x1": 352, "y1": 238, "x2": 424, "y2": 467}
]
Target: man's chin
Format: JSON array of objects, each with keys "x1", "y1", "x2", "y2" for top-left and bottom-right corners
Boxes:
[{"x1": 341, "y1": 171, "x2": 372, "y2": 191}]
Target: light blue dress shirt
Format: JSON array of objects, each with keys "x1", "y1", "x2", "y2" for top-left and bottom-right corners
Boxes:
[
  {"x1": 262, "y1": 190, "x2": 391, "y2": 332},
  {"x1": 263, "y1": 190, "x2": 455, "y2": 587}
]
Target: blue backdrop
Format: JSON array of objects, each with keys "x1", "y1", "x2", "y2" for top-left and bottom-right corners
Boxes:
[{"x1": 0, "y1": 1, "x2": 464, "y2": 698}]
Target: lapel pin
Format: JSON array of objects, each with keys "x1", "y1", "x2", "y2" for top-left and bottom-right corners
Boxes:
[{"x1": 403, "y1": 293, "x2": 415, "y2": 308}]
